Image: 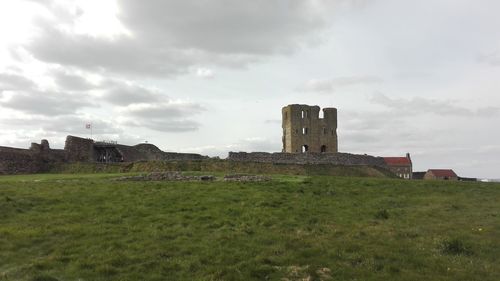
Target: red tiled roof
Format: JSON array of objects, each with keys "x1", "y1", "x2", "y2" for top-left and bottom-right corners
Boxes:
[
  {"x1": 383, "y1": 157, "x2": 411, "y2": 165},
  {"x1": 428, "y1": 169, "x2": 457, "y2": 178}
]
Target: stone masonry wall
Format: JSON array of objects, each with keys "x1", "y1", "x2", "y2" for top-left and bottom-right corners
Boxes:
[
  {"x1": 228, "y1": 151, "x2": 388, "y2": 168},
  {"x1": 282, "y1": 104, "x2": 338, "y2": 153},
  {"x1": 0, "y1": 135, "x2": 208, "y2": 175},
  {"x1": 161, "y1": 152, "x2": 209, "y2": 161},
  {"x1": 0, "y1": 147, "x2": 41, "y2": 174},
  {"x1": 0, "y1": 145, "x2": 66, "y2": 175},
  {"x1": 64, "y1": 136, "x2": 95, "y2": 162}
]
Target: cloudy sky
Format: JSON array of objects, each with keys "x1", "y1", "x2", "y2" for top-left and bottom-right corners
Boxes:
[{"x1": 0, "y1": 0, "x2": 499, "y2": 178}]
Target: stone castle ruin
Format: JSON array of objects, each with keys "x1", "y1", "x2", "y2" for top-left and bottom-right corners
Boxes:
[
  {"x1": 228, "y1": 104, "x2": 391, "y2": 170},
  {"x1": 282, "y1": 104, "x2": 338, "y2": 153},
  {"x1": 0, "y1": 135, "x2": 207, "y2": 175},
  {"x1": 0, "y1": 104, "x2": 412, "y2": 177}
]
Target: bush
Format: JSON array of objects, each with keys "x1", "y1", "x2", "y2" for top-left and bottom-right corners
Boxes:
[
  {"x1": 31, "y1": 275, "x2": 59, "y2": 281},
  {"x1": 375, "y1": 209, "x2": 389, "y2": 220},
  {"x1": 439, "y1": 238, "x2": 473, "y2": 256}
]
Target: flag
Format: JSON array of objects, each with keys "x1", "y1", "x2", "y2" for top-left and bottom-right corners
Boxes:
[{"x1": 85, "y1": 123, "x2": 91, "y2": 129}]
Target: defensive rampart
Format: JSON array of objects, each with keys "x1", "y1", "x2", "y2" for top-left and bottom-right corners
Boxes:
[
  {"x1": 228, "y1": 152, "x2": 388, "y2": 168},
  {"x1": 0, "y1": 143, "x2": 66, "y2": 174},
  {"x1": 0, "y1": 135, "x2": 209, "y2": 175}
]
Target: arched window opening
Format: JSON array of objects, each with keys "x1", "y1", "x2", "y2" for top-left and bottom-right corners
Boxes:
[
  {"x1": 302, "y1": 127, "x2": 308, "y2": 135},
  {"x1": 321, "y1": 145, "x2": 327, "y2": 153},
  {"x1": 302, "y1": 145, "x2": 309, "y2": 153},
  {"x1": 323, "y1": 127, "x2": 327, "y2": 135}
]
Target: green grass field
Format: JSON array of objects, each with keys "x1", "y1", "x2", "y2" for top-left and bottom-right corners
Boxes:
[{"x1": 1, "y1": 173, "x2": 499, "y2": 281}]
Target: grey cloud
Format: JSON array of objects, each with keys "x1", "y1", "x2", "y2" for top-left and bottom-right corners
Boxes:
[
  {"x1": 119, "y1": 102, "x2": 206, "y2": 132},
  {"x1": 118, "y1": 0, "x2": 327, "y2": 55},
  {"x1": 121, "y1": 103, "x2": 205, "y2": 119},
  {"x1": 102, "y1": 81, "x2": 163, "y2": 106},
  {"x1": 0, "y1": 73, "x2": 37, "y2": 91},
  {"x1": 369, "y1": 93, "x2": 499, "y2": 117},
  {"x1": 47, "y1": 69, "x2": 169, "y2": 106},
  {"x1": 0, "y1": 115, "x2": 121, "y2": 136},
  {"x1": 124, "y1": 119, "x2": 201, "y2": 133},
  {"x1": 52, "y1": 70, "x2": 95, "y2": 91},
  {"x1": 0, "y1": 90, "x2": 93, "y2": 116},
  {"x1": 338, "y1": 109, "x2": 439, "y2": 154},
  {"x1": 22, "y1": 0, "x2": 350, "y2": 76},
  {"x1": 298, "y1": 76, "x2": 383, "y2": 93},
  {"x1": 477, "y1": 50, "x2": 500, "y2": 66},
  {"x1": 25, "y1": 24, "x2": 187, "y2": 77}
]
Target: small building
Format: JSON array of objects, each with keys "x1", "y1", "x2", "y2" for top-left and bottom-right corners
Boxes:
[
  {"x1": 424, "y1": 169, "x2": 458, "y2": 181},
  {"x1": 383, "y1": 153, "x2": 412, "y2": 179},
  {"x1": 412, "y1": 171, "x2": 426, "y2": 180}
]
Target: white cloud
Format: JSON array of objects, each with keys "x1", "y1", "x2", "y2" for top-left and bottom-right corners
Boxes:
[
  {"x1": 369, "y1": 92, "x2": 500, "y2": 117},
  {"x1": 195, "y1": 68, "x2": 214, "y2": 79},
  {"x1": 298, "y1": 76, "x2": 383, "y2": 93}
]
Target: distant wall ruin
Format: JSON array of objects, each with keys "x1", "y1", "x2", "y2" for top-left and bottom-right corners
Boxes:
[
  {"x1": 0, "y1": 135, "x2": 208, "y2": 175},
  {"x1": 228, "y1": 151, "x2": 387, "y2": 168},
  {"x1": 0, "y1": 140, "x2": 66, "y2": 174}
]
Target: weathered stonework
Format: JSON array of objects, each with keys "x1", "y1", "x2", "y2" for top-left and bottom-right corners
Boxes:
[
  {"x1": 65, "y1": 136, "x2": 94, "y2": 162},
  {"x1": 228, "y1": 152, "x2": 387, "y2": 168},
  {"x1": 282, "y1": 104, "x2": 338, "y2": 153},
  {"x1": 0, "y1": 141, "x2": 66, "y2": 175},
  {"x1": 0, "y1": 135, "x2": 209, "y2": 175}
]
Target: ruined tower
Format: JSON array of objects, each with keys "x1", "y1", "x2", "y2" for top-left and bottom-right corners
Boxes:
[{"x1": 282, "y1": 104, "x2": 338, "y2": 153}]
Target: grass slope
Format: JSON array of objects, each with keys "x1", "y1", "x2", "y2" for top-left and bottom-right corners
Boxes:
[
  {"x1": 0, "y1": 173, "x2": 499, "y2": 281},
  {"x1": 52, "y1": 160, "x2": 393, "y2": 178}
]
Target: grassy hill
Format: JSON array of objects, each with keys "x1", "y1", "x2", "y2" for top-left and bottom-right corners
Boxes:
[
  {"x1": 0, "y1": 172, "x2": 499, "y2": 280},
  {"x1": 50, "y1": 160, "x2": 394, "y2": 178}
]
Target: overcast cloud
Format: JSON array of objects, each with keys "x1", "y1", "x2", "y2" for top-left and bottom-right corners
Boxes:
[{"x1": 0, "y1": 0, "x2": 500, "y2": 178}]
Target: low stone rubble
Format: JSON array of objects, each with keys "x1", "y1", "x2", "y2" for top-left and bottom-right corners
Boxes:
[
  {"x1": 223, "y1": 174, "x2": 271, "y2": 182},
  {"x1": 116, "y1": 172, "x2": 272, "y2": 182},
  {"x1": 117, "y1": 171, "x2": 215, "y2": 181}
]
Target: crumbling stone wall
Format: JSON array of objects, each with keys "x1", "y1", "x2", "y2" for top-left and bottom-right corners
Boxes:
[
  {"x1": 161, "y1": 152, "x2": 208, "y2": 161},
  {"x1": 228, "y1": 152, "x2": 387, "y2": 168},
  {"x1": 0, "y1": 147, "x2": 41, "y2": 174},
  {"x1": 64, "y1": 136, "x2": 95, "y2": 162},
  {"x1": 113, "y1": 144, "x2": 208, "y2": 162},
  {"x1": 0, "y1": 142, "x2": 66, "y2": 175}
]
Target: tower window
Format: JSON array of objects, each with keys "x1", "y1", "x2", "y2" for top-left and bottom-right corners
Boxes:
[
  {"x1": 323, "y1": 127, "x2": 327, "y2": 135},
  {"x1": 302, "y1": 145, "x2": 309, "y2": 153},
  {"x1": 302, "y1": 128, "x2": 308, "y2": 135}
]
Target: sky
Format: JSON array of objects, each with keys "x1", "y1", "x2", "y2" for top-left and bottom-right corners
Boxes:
[{"x1": 0, "y1": 0, "x2": 499, "y2": 178}]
